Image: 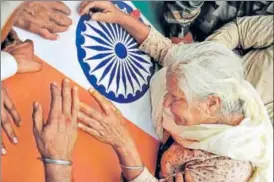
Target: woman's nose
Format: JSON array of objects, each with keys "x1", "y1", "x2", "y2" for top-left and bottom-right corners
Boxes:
[{"x1": 163, "y1": 94, "x2": 172, "y2": 108}]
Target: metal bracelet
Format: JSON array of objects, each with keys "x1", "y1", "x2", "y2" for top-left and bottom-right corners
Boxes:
[
  {"x1": 38, "y1": 157, "x2": 72, "y2": 166},
  {"x1": 120, "y1": 164, "x2": 144, "y2": 170}
]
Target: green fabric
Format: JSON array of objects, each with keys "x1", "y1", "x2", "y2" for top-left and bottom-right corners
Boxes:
[{"x1": 132, "y1": 1, "x2": 164, "y2": 33}]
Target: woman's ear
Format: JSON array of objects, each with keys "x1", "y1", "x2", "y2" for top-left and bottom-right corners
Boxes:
[{"x1": 206, "y1": 95, "x2": 221, "y2": 115}]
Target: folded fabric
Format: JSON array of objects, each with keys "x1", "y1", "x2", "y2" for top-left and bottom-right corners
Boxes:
[{"x1": 150, "y1": 68, "x2": 273, "y2": 181}]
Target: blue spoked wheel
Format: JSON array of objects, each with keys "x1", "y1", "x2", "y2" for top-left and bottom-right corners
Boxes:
[{"x1": 76, "y1": 2, "x2": 155, "y2": 103}]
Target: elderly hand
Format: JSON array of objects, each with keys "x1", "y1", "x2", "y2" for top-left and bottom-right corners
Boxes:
[
  {"x1": 160, "y1": 142, "x2": 189, "y2": 182},
  {"x1": 15, "y1": 1, "x2": 72, "y2": 40},
  {"x1": 1, "y1": 86, "x2": 21, "y2": 155},
  {"x1": 79, "y1": 1, "x2": 126, "y2": 23},
  {"x1": 4, "y1": 33, "x2": 42, "y2": 73},
  {"x1": 32, "y1": 79, "x2": 79, "y2": 160},
  {"x1": 77, "y1": 88, "x2": 130, "y2": 149}
]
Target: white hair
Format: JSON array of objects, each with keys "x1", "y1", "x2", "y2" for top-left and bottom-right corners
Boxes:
[{"x1": 167, "y1": 41, "x2": 260, "y2": 121}]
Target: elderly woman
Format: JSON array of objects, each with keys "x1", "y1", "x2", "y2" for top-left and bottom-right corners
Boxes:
[
  {"x1": 29, "y1": 2, "x2": 272, "y2": 182},
  {"x1": 75, "y1": 1, "x2": 273, "y2": 182}
]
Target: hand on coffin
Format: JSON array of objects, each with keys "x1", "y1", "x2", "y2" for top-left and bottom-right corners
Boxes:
[
  {"x1": 78, "y1": 1, "x2": 150, "y2": 44},
  {"x1": 79, "y1": 1, "x2": 126, "y2": 24},
  {"x1": 15, "y1": 1, "x2": 72, "y2": 40},
  {"x1": 77, "y1": 88, "x2": 132, "y2": 149},
  {"x1": 1, "y1": 86, "x2": 21, "y2": 155},
  {"x1": 32, "y1": 79, "x2": 79, "y2": 160}
]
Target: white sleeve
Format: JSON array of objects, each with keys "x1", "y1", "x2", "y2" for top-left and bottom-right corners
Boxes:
[
  {"x1": 1, "y1": 51, "x2": 18, "y2": 81},
  {"x1": 128, "y1": 167, "x2": 158, "y2": 182}
]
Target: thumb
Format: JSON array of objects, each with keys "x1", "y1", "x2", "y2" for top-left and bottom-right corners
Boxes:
[
  {"x1": 91, "y1": 13, "x2": 110, "y2": 22},
  {"x1": 32, "y1": 102, "x2": 43, "y2": 134}
]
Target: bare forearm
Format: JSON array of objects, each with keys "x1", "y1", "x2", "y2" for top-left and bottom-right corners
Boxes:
[
  {"x1": 117, "y1": 13, "x2": 150, "y2": 44},
  {"x1": 44, "y1": 164, "x2": 72, "y2": 182},
  {"x1": 114, "y1": 139, "x2": 144, "y2": 180}
]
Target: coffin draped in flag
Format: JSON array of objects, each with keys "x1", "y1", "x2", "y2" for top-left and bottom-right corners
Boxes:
[{"x1": 14, "y1": 1, "x2": 158, "y2": 139}]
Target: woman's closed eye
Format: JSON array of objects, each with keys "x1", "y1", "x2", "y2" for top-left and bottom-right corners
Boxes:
[
  {"x1": 173, "y1": 96, "x2": 182, "y2": 101},
  {"x1": 171, "y1": 94, "x2": 184, "y2": 102},
  {"x1": 164, "y1": 93, "x2": 184, "y2": 108}
]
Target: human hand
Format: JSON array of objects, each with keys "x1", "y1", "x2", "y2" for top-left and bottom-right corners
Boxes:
[
  {"x1": 15, "y1": 1, "x2": 72, "y2": 40},
  {"x1": 77, "y1": 88, "x2": 130, "y2": 149},
  {"x1": 3, "y1": 37, "x2": 42, "y2": 74},
  {"x1": 159, "y1": 173, "x2": 184, "y2": 182},
  {"x1": 160, "y1": 142, "x2": 195, "y2": 182},
  {"x1": 32, "y1": 79, "x2": 79, "y2": 160},
  {"x1": 78, "y1": 1, "x2": 126, "y2": 24},
  {"x1": 1, "y1": 86, "x2": 21, "y2": 155}
]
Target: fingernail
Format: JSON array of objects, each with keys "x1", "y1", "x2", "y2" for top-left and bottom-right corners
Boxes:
[
  {"x1": 51, "y1": 82, "x2": 58, "y2": 87},
  {"x1": 34, "y1": 101, "x2": 39, "y2": 108},
  {"x1": 13, "y1": 137, "x2": 18, "y2": 144},
  {"x1": 56, "y1": 35, "x2": 60, "y2": 40},
  {"x1": 1, "y1": 148, "x2": 7, "y2": 155},
  {"x1": 73, "y1": 86, "x2": 78, "y2": 91},
  {"x1": 77, "y1": 123, "x2": 83, "y2": 128}
]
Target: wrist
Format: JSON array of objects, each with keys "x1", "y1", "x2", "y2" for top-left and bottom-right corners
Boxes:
[
  {"x1": 44, "y1": 163, "x2": 72, "y2": 182},
  {"x1": 40, "y1": 152, "x2": 72, "y2": 161},
  {"x1": 114, "y1": 140, "x2": 144, "y2": 181},
  {"x1": 44, "y1": 163, "x2": 72, "y2": 170},
  {"x1": 39, "y1": 157, "x2": 73, "y2": 165},
  {"x1": 114, "y1": 140, "x2": 143, "y2": 166},
  {"x1": 114, "y1": 139, "x2": 135, "y2": 153},
  {"x1": 116, "y1": 12, "x2": 131, "y2": 25},
  {"x1": 113, "y1": 129, "x2": 135, "y2": 151},
  {"x1": 44, "y1": 163, "x2": 72, "y2": 177}
]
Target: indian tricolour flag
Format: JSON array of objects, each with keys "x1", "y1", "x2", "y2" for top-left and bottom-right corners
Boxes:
[{"x1": 15, "y1": 1, "x2": 159, "y2": 139}]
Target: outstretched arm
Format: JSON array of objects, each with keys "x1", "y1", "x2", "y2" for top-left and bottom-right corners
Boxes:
[
  {"x1": 78, "y1": 1, "x2": 174, "y2": 66},
  {"x1": 77, "y1": 88, "x2": 159, "y2": 181},
  {"x1": 32, "y1": 79, "x2": 80, "y2": 182}
]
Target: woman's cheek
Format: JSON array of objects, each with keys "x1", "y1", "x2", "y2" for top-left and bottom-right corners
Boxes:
[
  {"x1": 170, "y1": 103, "x2": 179, "y2": 116},
  {"x1": 171, "y1": 104, "x2": 186, "y2": 125}
]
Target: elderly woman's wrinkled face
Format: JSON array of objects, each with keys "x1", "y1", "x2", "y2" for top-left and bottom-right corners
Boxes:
[{"x1": 164, "y1": 73, "x2": 211, "y2": 126}]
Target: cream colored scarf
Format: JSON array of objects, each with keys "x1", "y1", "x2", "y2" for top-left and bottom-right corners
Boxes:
[{"x1": 150, "y1": 68, "x2": 273, "y2": 182}]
